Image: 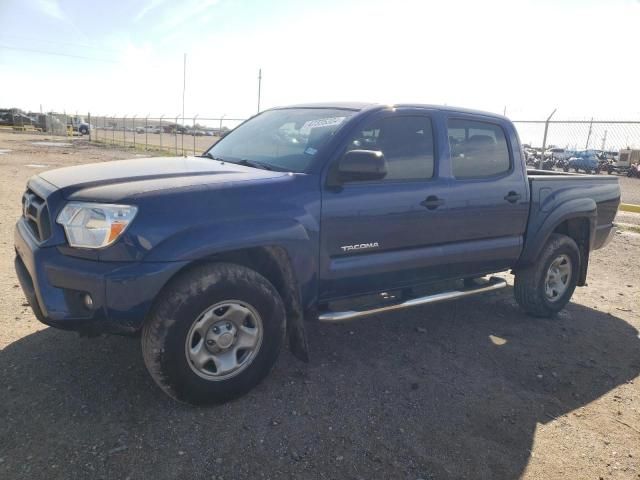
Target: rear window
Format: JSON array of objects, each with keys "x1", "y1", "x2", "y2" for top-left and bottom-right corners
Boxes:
[{"x1": 448, "y1": 119, "x2": 510, "y2": 179}]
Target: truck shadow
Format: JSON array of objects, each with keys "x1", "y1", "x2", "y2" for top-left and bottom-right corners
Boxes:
[{"x1": 1, "y1": 288, "x2": 639, "y2": 479}]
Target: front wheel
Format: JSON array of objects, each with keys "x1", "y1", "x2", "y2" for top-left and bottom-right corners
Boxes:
[
  {"x1": 514, "y1": 234, "x2": 580, "y2": 317},
  {"x1": 142, "y1": 262, "x2": 286, "y2": 405}
]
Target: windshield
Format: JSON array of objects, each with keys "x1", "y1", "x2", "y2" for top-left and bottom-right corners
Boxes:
[{"x1": 204, "y1": 108, "x2": 356, "y2": 172}]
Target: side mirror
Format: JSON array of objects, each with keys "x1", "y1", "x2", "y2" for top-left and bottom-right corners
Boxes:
[{"x1": 336, "y1": 149, "x2": 387, "y2": 183}]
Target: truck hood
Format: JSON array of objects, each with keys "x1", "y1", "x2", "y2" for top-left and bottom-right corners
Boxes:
[{"x1": 38, "y1": 156, "x2": 286, "y2": 202}]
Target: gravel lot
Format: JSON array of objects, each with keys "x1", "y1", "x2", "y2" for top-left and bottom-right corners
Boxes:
[
  {"x1": 1, "y1": 132, "x2": 639, "y2": 480},
  {"x1": 618, "y1": 176, "x2": 640, "y2": 205}
]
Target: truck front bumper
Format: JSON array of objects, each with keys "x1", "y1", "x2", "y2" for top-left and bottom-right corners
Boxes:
[{"x1": 14, "y1": 219, "x2": 187, "y2": 335}]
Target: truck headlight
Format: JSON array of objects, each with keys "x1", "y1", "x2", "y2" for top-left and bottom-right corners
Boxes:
[{"x1": 56, "y1": 202, "x2": 138, "y2": 249}]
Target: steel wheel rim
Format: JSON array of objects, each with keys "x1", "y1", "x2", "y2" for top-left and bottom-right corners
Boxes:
[
  {"x1": 185, "y1": 300, "x2": 263, "y2": 381},
  {"x1": 544, "y1": 254, "x2": 572, "y2": 302}
]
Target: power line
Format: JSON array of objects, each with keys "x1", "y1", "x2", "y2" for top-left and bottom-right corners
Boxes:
[
  {"x1": 0, "y1": 34, "x2": 120, "y2": 54},
  {"x1": 0, "y1": 44, "x2": 118, "y2": 63}
]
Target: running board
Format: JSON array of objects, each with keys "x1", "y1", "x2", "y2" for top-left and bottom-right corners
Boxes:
[{"x1": 318, "y1": 276, "x2": 507, "y2": 323}]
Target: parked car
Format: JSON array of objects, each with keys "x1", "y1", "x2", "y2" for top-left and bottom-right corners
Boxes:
[
  {"x1": 546, "y1": 147, "x2": 573, "y2": 162},
  {"x1": 14, "y1": 102, "x2": 620, "y2": 405},
  {"x1": 566, "y1": 155, "x2": 599, "y2": 173}
]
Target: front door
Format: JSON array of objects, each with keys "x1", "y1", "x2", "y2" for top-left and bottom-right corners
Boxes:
[{"x1": 319, "y1": 109, "x2": 450, "y2": 300}]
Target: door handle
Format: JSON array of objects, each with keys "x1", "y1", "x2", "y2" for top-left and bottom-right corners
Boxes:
[
  {"x1": 504, "y1": 191, "x2": 522, "y2": 203},
  {"x1": 421, "y1": 195, "x2": 445, "y2": 210}
]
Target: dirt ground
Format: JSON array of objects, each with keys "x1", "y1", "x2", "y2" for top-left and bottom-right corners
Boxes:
[{"x1": 0, "y1": 132, "x2": 639, "y2": 480}]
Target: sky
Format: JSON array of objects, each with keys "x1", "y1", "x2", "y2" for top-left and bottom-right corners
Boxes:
[{"x1": 0, "y1": 0, "x2": 638, "y2": 121}]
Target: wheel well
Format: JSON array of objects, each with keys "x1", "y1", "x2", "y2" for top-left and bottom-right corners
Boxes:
[
  {"x1": 552, "y1": 217, "x2": 590, "y2": 286},
  {"x1": 157, "y1": 246, "x2": 310, "y2": 362}
]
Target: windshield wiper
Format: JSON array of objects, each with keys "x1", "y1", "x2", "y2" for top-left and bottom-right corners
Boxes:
[
  {"x1": 201, "y1": 152, "x2": 225, "y2": 161},
  {"x1": 233, "y1": 159, "x2": 276, "y2": 171},
  {"x1": 202, "y1": 153, "x2": 284, "y2": 172}
]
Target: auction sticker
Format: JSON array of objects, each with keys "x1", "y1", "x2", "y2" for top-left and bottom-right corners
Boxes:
[{"x1": 301, "y1": 117, "x2": 346, "y2": 133}]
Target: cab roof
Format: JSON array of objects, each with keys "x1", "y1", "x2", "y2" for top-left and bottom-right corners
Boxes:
[{"x1": 272, "y1": 102, "x2": 508, "y2": 121}]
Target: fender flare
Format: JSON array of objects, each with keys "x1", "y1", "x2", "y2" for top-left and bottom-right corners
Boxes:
[
  {"x1": 518, "y1": 197, "x2": 597, "y2": 267},
  {"x1": 143, "y1": 218, "x2": 315, "y2": 362}
]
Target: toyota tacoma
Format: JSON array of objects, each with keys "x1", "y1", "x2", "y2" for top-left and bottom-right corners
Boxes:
[{"x1": 14, "y1": 103, "x2": 620, "y2": 404}]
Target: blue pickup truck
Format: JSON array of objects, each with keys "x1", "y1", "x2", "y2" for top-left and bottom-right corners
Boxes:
[{"x1": 14, "y1": 103, "x2": 620, "y2": 404}]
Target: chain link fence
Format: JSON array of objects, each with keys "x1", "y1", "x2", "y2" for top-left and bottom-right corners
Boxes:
[
  {"x1": 3, "y1": 109, "x2": 640, "y2": 164},
  {"x1": 88, "y1": 115, "x2": 246, "y2": 156},
  {"x1": 513, "y1": 120, "x2": 640, "y2": 152},
  {"x1": 513, "y1": 119, "x2": 640, "y2": 173}
]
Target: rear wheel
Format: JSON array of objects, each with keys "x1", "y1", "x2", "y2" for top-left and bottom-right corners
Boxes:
[
  {"x1": 142, "y1": 262, "x2": 286, "y2": 405},
  {"x1": 514, "y1": 234, "x2": 580, "y2": 317}
]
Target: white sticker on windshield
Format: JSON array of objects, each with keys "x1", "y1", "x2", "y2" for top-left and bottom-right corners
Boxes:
[
  {"x1": 301, "y1": 117, "x2": 346, "y2": 133},
  {"x1": 304, "y1": 147, "x2": 318, "y2": 155}
]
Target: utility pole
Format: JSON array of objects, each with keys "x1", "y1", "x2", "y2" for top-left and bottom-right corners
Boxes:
[
  {"x1": 585, "y1": 117, "x2": 593, "y2": 150},
  {"x1": 257, "y1": 68, "x2": 262, "y2": 113}
]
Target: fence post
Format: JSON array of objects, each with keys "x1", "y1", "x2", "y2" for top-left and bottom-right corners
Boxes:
[
  {"x1": 538, "y1": 108, "x2": 557, "y2": 169},
  {"x1": 145, "y1": 115, "x2": 149, "y2": 151},
  {"x1": 159, "y1": 115, "x2": 164, "y2": 151},
  {"x1": 585, "y1": 117, "x2": 593, "y2": 150},
  {"x1": 132, "y1": 114, "x2": 137, "y2": 150},
  {"x1": 123, "y1": 114, "x2": 127, "y2": 147},
  {"x1": 87, "y1": 112, "x2": 91, "y2": 141},
  {"x1": 175, "y1": 116, "x2": 179, "y2": 156},
  {"x1": 193, "y1": 115, "x2": 198, "y2": 156}
]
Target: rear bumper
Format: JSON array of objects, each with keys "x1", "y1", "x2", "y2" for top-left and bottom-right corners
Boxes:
[{"x1": 14, "y1": 219, "x2": 187, "y2": 335}]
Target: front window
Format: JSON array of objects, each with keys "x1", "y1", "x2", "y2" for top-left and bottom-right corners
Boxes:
[
  {"x1": 343, "y1": 115, "x2": 435, "y2": 181},
  {"x1": 205, "y1": 108, "x2": 356, "y2": 172}
]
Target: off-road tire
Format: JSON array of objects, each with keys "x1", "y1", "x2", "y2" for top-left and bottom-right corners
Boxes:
[
  {"x1": 142, "y1": 262, "x2": 286, "y2": 405},
  {"x1": 514, "y1": 233, "x2": 580, "y2": 317}
]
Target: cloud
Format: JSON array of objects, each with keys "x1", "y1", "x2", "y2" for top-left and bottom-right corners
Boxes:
[
  {"x1": 34, "y1": 0, "x2": 66, "y2": 21},
  {"x1": 134, "y1": 0, "x2": 168, "y2": 22},
  {"x1": 156, "y1": 0, "x2": 219, "y2": 31}
]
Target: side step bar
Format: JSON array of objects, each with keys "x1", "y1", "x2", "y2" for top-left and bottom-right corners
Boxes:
[{"x1": 318, "y1": 276, "x2": 507, "y2": 323}]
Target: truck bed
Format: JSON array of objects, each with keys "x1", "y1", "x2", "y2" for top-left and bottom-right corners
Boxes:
[{"x1": 520, "y1": 170, "x2": 620, "y2": 267}]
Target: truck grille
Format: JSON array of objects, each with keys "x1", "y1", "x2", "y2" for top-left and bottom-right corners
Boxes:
[{"x1": 22, "y1": 189, "x2": 51, "y2": 242}]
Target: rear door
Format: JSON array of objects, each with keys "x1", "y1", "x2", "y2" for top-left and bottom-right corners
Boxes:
[
  {"x1": 318, "y1": 108, "x2": 451, "y2": 300},
  {"x1": 440, "y1": 115, "x2": 529, "y2": 276}
]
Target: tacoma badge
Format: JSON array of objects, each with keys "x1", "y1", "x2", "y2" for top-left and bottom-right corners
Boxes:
[{"x1": 340, "y1": 242, "x2": 380, "y2": 252}]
